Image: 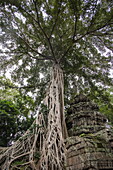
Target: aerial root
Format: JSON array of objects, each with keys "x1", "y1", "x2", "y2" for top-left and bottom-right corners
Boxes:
[{"x1": 0, "y1": 64, "x2": 67, "y2": 170}]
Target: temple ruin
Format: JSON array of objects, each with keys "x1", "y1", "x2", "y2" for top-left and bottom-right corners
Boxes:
[{"x1": 66, "y1": 94, "x2": 113, "y2": 170}]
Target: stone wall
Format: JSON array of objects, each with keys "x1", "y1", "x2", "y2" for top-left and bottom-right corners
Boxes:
[{"x1": 66, "y1": 94, "x2": 113, "y2": 170}]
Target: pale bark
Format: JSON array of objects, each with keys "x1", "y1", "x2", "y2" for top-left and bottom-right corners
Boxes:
[
  {"x1": 39, "y1": 64, "x2": 67, "y2": 169},
  {"x1": 0, "y1": 64, "x2": 67, "y2": 170}
]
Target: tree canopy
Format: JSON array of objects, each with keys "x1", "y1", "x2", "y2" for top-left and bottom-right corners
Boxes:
[{"x1": 0, "y1": 0, "x2": 113, "y2": 104}]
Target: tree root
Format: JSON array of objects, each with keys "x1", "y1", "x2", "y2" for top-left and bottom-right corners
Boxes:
[
  {"x1": 0, "y1": 64, "x2": 67, "y2": 170},
  {"x1": 0, "y1": 112, "x2": 46, "y2": 170}
]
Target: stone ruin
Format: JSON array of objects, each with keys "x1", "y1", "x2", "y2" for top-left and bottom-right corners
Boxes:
[{"x1": 66, "y1": 94, "x2": 113, "y2": 170}]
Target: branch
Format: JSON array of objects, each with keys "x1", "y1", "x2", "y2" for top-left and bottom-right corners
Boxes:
[
  {"x1": 59, "y1": 45, "x2": 72, "y2": 62},
  {"x1": 10, "y1": 7, "x2": 54, "y2": 61},
  {"x1": 49, "y1": 5, "x2": 61, "y2": 40},
  {"x1": 97, "y1": 36, "x2": 113, "y2": 52},
  {"x1": 27, "y1": 52, "x2": 53, "y2": 61},
  {"x1": 59, "y1": 19, "x2": 113, "y2": 63},
  {"x1": 70, "y1": 0, "x2": 78, "y2": 41},
  {"x1": 73, "y1": 15, "x2": 78, "y2": 41},
  {"x1": 58, "y1": 28, "x2": 71, "y2": 39},
  {"x1": 59, "y1": 32, "x2": 88, "y2": 63},
  {"x1": 18, "y1": 34, "x2": 50, "y2": 59},
  {"x1": 0, "y1": 52, "x2": 23, "y2": 54},
  {"x1": 87, "y1": 19, "x2": 113, "y2": 35},
  {"x1": 5, "y1": 84, "x2": 47, "y2": 90},
  {"x1": 0, "y1": 82, "x2": 48, "y2": 90},
  {"x1": 0, "y1": 50, "x2": 53, "y2": 61},
  {"x1": 9, "y1": 152, "x2": 31, "y2": 166},
  {"x1": 11, "y1": 10, "x2": 48, "y2": 58},
  {"x1": 90, "y1": 32, "x2": 113, "y2": 36},
  {"x1": 33, "y1": 0, "x2": 57, "y2": 63},
  {"x1": 3, "y1": 85, "x2": 35, "y2": 89},
  {"x1": 33, "y1": 0, "x2": 49, "y2": 39}
]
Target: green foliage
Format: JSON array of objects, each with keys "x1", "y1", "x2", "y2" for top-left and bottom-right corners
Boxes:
[
  {"x1": 0, "y1": 100, "x2": 19, "y2": 146},
  {"x1": 0, "y1": 99, "x2": 35, "y2": 147},
  {"x1": 40, "y1": 103, "x2": 49, "y2": 114},
  {"x1": 0, "y1": 0, "x2": 113, "y2": 124},
  {"x1": 39, "y1": 103, "x2": 49, "y2": 126},
  {"x1": 34, "y1": 151, "x2": 40, "y2": 160},
  {"x1": 29, "y1": 123, "x2": 43, "y2": 134},
  {"x1": 79, "y1": 133, "x2": 86, "y2": 137},
  {"x1": 12, "y1": 160, "x2": 25, "y2": 166},
  {"x1": 0, "y1": 77, "x2": 35, "y2": 146},
  {"x1": 98, "y1": 88, "x2": 113, "y2": 124}
]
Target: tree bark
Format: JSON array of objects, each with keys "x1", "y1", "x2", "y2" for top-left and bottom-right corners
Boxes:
[
  {"x1": 0, "y1": 64, "x2": 67, "y2": 170},
  {"x1": 39, "y1": 64, "x2": 68, "y2": 169}
]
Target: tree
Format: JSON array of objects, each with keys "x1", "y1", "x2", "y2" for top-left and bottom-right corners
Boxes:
[
  {"x1": 0, "y1": 0, "x2": 113, "y2": 169},
  {"x1": 0, "y1": 100, "x2": 20, "y2": 147},
  {"x1": 0, "y1": 0, "x2": 112, "y2": 101},
  {"x1": 0, "y1": 76, "x2": 35, "y2": 147}
]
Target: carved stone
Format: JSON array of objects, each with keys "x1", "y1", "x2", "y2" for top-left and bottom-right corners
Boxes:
[{"x1": 66, "y1": 94, "x2": 113, "y2": 170}]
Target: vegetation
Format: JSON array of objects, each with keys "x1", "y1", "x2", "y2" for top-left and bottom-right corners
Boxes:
[
  {"x1": 99, "y1": 88, "x2": 113, "y2": 124},
  {"x1": 0, "y1": 76, "x2": 35, "y2": 147},
  {"x1": 0, "y1": 0, "x2": 113, "y2": 103},
  {"x1": 0, "y1": 0, "x2": 113, "y2": 169}
]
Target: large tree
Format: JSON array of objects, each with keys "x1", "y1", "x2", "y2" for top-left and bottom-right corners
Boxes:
[{"x1": 0, "y1": 0, "x2": 113, "y2": 169}]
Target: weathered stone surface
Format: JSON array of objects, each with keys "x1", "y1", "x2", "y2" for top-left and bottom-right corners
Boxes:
[{"x1": 66, "y1": 94, "x2": 113, "y2": 170}]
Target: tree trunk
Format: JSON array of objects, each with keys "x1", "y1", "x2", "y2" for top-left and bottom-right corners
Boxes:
[
  {"x1": 39, "y1": 64, "x2": 67, "y2": 169},
  {"x1": 0, "y1": 64, "x2": 67, "y2": 170}
]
